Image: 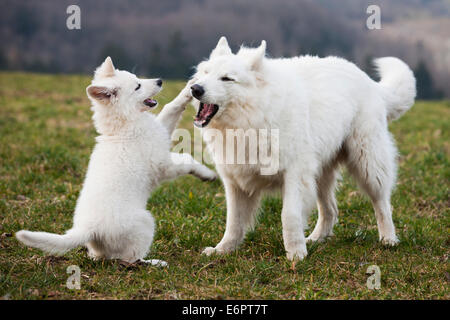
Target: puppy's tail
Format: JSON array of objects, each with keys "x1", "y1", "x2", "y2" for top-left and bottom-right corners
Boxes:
[
  {"x1": 16, "y1": 228, "x2": 89, "y2": 255},
  {"x1": 374, "y1": 57, "x2": 416, "y2": 121}
]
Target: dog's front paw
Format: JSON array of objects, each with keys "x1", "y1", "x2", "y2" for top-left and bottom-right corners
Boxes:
[
  {"x1": 286, "y1": 250, "x2": 307, "y2": 261},
  {"x1": 202, "y1": 246, "x2": 218, "y2": 256},
  {"x1": 380, "y1": 236, "x2": 399, "y2": 246},
  {"x1": 286, "y1": 244, "x2": 308, "y2": 261}
]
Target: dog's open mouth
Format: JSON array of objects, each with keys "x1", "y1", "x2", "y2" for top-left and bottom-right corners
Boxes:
[
  {"x1": 194, "y1": 103, "x2": 219, "y2": 128},
  {"x1": 143, "y1": 98, "x2": 158, "y2": 108}
]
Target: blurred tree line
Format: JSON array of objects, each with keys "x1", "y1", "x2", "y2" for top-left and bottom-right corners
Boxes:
[{"x1": 0, "y1": 0, "x2": 448, "y2": 99}]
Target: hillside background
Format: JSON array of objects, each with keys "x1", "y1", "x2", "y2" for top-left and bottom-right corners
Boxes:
[{"x1": 0, "y1": 0, "x2": 449, "y2": 99}]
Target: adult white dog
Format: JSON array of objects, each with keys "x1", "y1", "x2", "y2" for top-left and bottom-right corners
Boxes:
[
  {"x1": 16, "y1": 57, "x2": 216, "y2": 265},
  {"x1": 190, "y1": 37, "x2": 416, "y2": 260}
]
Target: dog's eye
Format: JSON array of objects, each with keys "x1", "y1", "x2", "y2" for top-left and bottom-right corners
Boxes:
[
  {"x1": 135, "y1": 83, "x2": 141, "y2": 91},
  {"x1": 220, "y1": 76, "x2": 234, "y2": 82}
]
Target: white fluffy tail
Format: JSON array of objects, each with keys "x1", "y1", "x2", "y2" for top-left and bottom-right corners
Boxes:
[
  {"x1": 16, "y1": 228, "x2": 89, "y2": 255},
  {"x1": 374, "y1": 57, "x2": 416, "y2": 121}
]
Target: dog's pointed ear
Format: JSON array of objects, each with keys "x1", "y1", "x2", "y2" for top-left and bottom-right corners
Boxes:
[
  {"x1": 210, "y1": 36, "x2": 232, "y2": 59},
  {"x1": 86, "y1": 85, "x2": 116, "y2": 104},
  {"x1": 249, "y1": 40, "x2": 266, "y2": 71},
  {"x1": 95, "y1": 56, "x2": 115, "y2": 78}
]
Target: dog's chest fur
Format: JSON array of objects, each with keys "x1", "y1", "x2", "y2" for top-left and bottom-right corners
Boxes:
[
  {"x1": 79, "y1": 115, "x2": 171, "y2": 209},
  {"x1": 203, "y1": 119, "x2": 284, "y2": 195},
  {"x1": 222, "y1": 163, "x2": 283, "y2": 194}
]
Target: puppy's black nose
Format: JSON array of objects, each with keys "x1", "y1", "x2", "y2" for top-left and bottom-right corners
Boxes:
[
  {"x1": 156, "y1": 79, "x2": 163, "y2": 87},
  {"x1": 191, "y1": 84, "x2": 205, "y2": 99}
]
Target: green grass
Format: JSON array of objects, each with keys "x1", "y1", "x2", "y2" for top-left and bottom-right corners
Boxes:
[{"x1": 0, "y1": 72, "x2": 448, "y2": 300}]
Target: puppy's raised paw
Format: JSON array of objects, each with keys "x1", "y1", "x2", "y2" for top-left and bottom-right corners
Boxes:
[
  {"x1": 201, "y1": 170, "x2": 218, "y2": 182},
  {"x1": 192, "y1": 167, "x2": 218, "y2": 182}
]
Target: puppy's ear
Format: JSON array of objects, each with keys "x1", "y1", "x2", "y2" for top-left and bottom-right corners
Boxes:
[
  {"x1": 86, "y1": 85, "x2": 116, "y2": 104},
  {"x1": 249, "y1": 40, "x2": 266, "y2": 71},
  {"x1": 210, "y1": 36, "x2": 232, "y2": 59},
  {"x1": 94, "y1": 56, "x2": 115, "y2": 79}
]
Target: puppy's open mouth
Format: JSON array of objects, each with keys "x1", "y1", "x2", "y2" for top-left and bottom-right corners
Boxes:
[
  {"x1": 194, "y1": 103, "x2": 219, "y2": 128},
  {"x1": 143, "y1": 98, "x2": 158, "y2": 109}
]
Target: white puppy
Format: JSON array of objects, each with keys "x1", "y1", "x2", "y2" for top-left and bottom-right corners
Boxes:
[
  {"x1": 16, "y1": 57, "x2": 216, "y2": 265},
  {"x1": 190, "y1": 37, "x2": 416, "y2": 261}
]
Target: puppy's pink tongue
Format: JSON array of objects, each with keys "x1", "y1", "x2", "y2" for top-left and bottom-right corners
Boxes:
[{"x1": 144, "y1": 98, "x2": 157, "y2": 107}]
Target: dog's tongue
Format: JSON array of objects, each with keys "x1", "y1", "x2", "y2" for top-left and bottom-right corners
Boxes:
[
  {"x1": 144, "y1": 98, "x2": 157, "y2": 107},
  {"x1": 194, "y1": 104, "x2": 215, "y2": 126}
]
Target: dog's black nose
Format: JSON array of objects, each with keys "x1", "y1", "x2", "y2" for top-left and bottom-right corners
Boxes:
[
  {"x1": 191, "y1": 84, "x2": 205, "y2": 99},
  {"x1": 156, "y1": 79, "x2": 163, "y2": 87}
]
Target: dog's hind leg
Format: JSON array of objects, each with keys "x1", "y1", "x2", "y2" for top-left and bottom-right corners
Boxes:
[
  {"x1": 203, "y1": 178, "x2": 262, "y2": 256},
  {"x1": 111, "y1": 210, "x2": 168, "y2": 265},
  {"x1": 345, "y1": 127, "x2": 399, "y2": 245},
  {"x1": 307, "y1": 160, "x2": 340, "y2": 243},
  {"x1": 86, "y1": 240, "x2": 105, "y2": 260}
]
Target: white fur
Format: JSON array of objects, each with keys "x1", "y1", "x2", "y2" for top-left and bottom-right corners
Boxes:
[
  {"x1": 192, "y1": 37, "x2": 416, "y2": 260},
  {"x1": 16, "y1": 57, "x2": 216, "y2": 265}
]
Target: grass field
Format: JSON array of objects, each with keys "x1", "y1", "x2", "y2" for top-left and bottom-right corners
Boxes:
[{"x1": 0, "y1": 72, "x2": 448, "y2": 300}]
